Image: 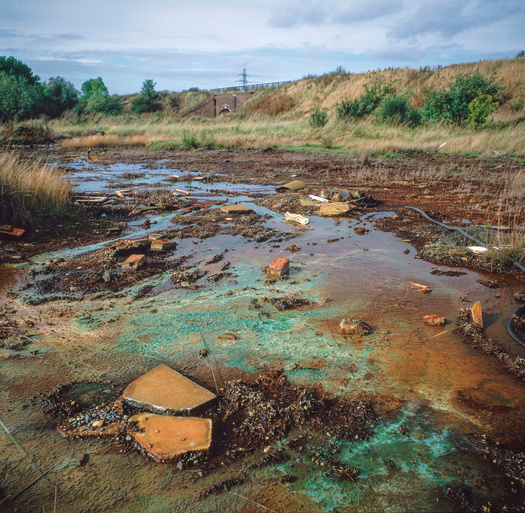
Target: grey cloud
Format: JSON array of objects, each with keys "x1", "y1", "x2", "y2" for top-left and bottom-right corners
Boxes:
[
  {"x1": 368, "y1": 45, "x2": 427, "y2": 63},
  {"x1": 268, "y1": 0, "x2": 402, "y2": 28},
  {"x1": 387, "y1": 0, "x2": 523, "y2": 40},
  {"x1": 55, "y1": 34, "x2": 84, "y2": 40}
]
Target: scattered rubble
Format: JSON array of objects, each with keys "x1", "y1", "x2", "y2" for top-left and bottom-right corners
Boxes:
[{"x1": 122, "y1": 254, "x2": 145, "y2": 270}]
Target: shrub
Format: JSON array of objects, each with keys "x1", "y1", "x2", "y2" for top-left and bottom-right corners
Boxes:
[
  {"x1": 131, "y1": 79, "x2": 161, "y2": 114},
  {"x1": 309, "y1": 108, "x2": 328, "y2": 128},
  {"x1": 337, "y1": 99, "x2": 363, "y2": 120},
  {"x1": 43, "y1": 76, "x2": 79, "y2": 118},
  {"x1": 376, "y1": 94, "x2": 422, "y2": 126},
  {"x1": 468, "y1": 94, "x2": 499, "y2": 129},
  {"x1": 422, "y1": 72, "x2": 501, "y2": 126}
]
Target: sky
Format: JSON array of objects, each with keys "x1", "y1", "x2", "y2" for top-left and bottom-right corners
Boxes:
[{"x1": 1, "y1": 0, "x2": 524, "y2": 95}]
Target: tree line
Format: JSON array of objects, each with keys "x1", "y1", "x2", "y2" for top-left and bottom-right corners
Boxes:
[{"x1": 0, "y1": 56, "x2": 160, "y2": 122}]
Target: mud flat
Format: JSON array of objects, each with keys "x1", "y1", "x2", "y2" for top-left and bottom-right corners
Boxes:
[{"x1": 1, "y1": 148, "x2": 524, "y2": 512}]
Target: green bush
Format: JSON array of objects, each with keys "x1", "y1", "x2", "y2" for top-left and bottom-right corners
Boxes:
[
  {"x1": 131, "y1": 79, "x2": 160, "y2": 114},
  {"x1": 43, "y1": 77, "x2": 79, "y2": 118},
  {"x1": 309, "y1": 108, "x2": 328, "y2": 127},
  {"x1": 468, "y1": 94, "x2": 499, "y2": 129},
  {"x1": 336, "y1": 99, "x2": 363, "y2": 120},
  {"x1": 422, "y1": 72, "x2": 501, "y2": 126},
  {"x1": 376, "y1": 94, "x2": 421, "y2": 126}
]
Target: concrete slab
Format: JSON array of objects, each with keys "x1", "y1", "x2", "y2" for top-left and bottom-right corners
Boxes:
[
  {"x1": 267, "y1": 257, "x2": 290, "y2": 278},
  {"x1": 276, "y1": 180, "x2": 305, "y2": 192},
  {"x1": 150, "y1": 239, "x2": 177, "y2": 251},
  {"x1": 220, "y1": 204, "x2": 254, "y2": 214},
  {"x1": 318, "y1": 202, "x2": 351, "y2": 216},
  {"x1": 122, "y1": 254, "x2": 145, "y2": 270},
  {"x1": 129, "y1": 414, "x2": 212, "y2": 462},
  {"x1": 121, "y1": 364, "x2": 217, "y2": 414}
]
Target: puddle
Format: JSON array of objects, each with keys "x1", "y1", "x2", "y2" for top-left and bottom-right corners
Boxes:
[{"x1": 2, "y1": 161, "x2": 525, "y2": 512}]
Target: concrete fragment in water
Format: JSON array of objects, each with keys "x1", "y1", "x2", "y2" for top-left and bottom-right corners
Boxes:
[
  {"x1": 150, "y1": 239, "x2": 177, "y2": 252},
  {"x1": 129, "y1": 413, "x2": 212, "y2": 463},
  {"x1": 318, "y1": 202, "x2": 351, "y2": 216},
  {"x1": 267, "y1": 257, "x2": 290, "y2": 278},
  {"x1": 121, "y1": 364, "x2": 217, "y2": 414},
  {"x1": 220, "y1": 204, "x2": 254, "y2": 214},
  {"x1": 471, "y1": 301, "x2": 483, "y2": 328},
  {"x1": 408, "y1": 282, "x2": 432, "y2": 293},
  {"x1": 285, "y1": 212, "x2": 309, "y2": 225},
  {"x1": 122, "y1": 254, "x2": 145, "y2": 270}
]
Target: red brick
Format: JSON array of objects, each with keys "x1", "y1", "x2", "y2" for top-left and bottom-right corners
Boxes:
[
  {"x1": 267, "y1": 258, "x2": 290, "y2": 278},
  {"x1": 122, "y1": 254, "x2": 145, "y2": 270}
]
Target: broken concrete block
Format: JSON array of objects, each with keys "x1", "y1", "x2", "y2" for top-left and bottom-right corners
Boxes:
[
  {"x1": 408, "y1": 282, "x2": 432, "y2": 293},
  {"x1": 267, "y1": 257, "x2": 290, "y2": 278},
  {"x1": 122, "y1": 254, "x2": 145, "y2": 270},
  {"x1": 220, "y1": 204, "x2": 254, "y2": 214},
  {"x1": 121, "y1": 364, "x2": 217, "y2": 414},
  {"x1": 339, "y1": 319, "x2": 371, "y2": 335},
  {"x1": 276, "y1": 180, "x2": 305, "y2": 192},
  {"x1": 471, "y1": 301, "x2": 483, "y2": 328},
  {"x1": 148, "y1": 233, "x2": 164, "y2": 240},
  {"x1": 150, "y1": 239, "x2": 177, "y2": 252},
  {"x1": 423, "y1": 315, "x2": 446, "y2": 326},
  {"x1": 128, "y1": 414, "x2": 212, "y2": 463},
  {"x1": 318, "y1": 202, "x2": 351, "y2": 216}
]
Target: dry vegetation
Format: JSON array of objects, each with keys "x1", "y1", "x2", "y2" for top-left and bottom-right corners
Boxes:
[{"x1": 0, "y1": 152, "x2": 73, "y2": 227}]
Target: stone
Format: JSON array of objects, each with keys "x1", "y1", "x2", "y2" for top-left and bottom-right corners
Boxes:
[
  {"x1": 423, "y1": 315, "x2": 446, "y2": 326},
  {"x1": 128, "y1": 414, "x2": 212, "y2": 463},
  {"x1": 150, "y1": 239, "x2": 177, "y2": 252},
  {"x1": 103, "y1": 270, "x2": 116, "y2": 282},
  {"x1": 148, "y1": 233, "x2": 164, "y2": 240},
  {"x1": 318, "y1": 202, "x2": 351, "y2": 216},
  {"x1": 471, "y1": 301, "x2": 483, "y2": 328},
  {"x1": 340, "y1": 319, "x2": 371, "y2": 336},
  {"x1": 220, "y1": 204, "x2": 254, "y2": 214},
  {"x1": 121, "y1": 364, "x2": 217, "y2": 414},
  {"x1": 92, "y1": 419, "x2": 104, "y2": 428},
  {"x1": 267, "y1": 257, "x2": 290, "y2": 278},
  {"x1": 122, "y1": 254, "x2": 145, "y2": 271},
  {"x1": 408, "y1": 282, "x2": 432, "y2": 293}
]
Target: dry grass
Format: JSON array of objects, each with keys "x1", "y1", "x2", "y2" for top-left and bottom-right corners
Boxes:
[
  {"x1": 0, "y1": 152, "x2": 73, "y2": 227},
  {"x1": 60, "y1": 134, "x2": 157, "y2": 148}
]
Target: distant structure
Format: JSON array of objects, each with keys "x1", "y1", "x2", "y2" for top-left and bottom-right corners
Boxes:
[
  {"x1": 182, "y1": 92, "x2": 254, "y2": 118},
  {"x1": 237, "y1": 68, "x2": 249, "y2": 87}
]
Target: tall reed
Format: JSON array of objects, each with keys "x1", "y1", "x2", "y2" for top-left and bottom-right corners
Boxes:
[{"x1": 0, "y1": 153, "x2": 74, "y2": 227}]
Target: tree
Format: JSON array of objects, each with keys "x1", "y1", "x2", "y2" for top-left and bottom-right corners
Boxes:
[
  {"x1": 0, "y1": 56, "x2": 45, "y2": 121},
  {"x1": 43, "y1": 77, "x2": 79, "y2": 117},
  {"x1": 131, "y1": 79, "x2": 160, "y2": 114},
  {"x1": 79, "y1": 77, "x2": 121, "y2": 114},
  {"x1": 80, "y1": 77, "x2": 109, "y2": 102},
  {"x1": 0, "y1": 56, "x2": 40, "y2": 85}
]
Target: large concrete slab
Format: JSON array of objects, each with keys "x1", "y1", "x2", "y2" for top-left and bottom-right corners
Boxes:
[
  {"x1": 129, "y1": 413, "x2": 212, "y2": 462},
  {"x1": 220, "y1": 204, "x2": 254, "y2": 214},
  {"x1": 121, "y1": 364, "x2": 217, "y2": 414}
]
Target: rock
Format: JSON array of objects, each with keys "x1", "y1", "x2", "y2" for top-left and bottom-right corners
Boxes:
[
  {"x1": 340, "y1": 319, "x2": 371, "y2": 336},
  {"x1": 122, "y1": 254, "x2": 145, "y2": 271},
  {"x1": 318, "y1": 202, "x2": 351, "y2": 216},
  {"x1": 408, "y1": 282, "x2": 432, "y2": 293},
  {"x1": 128, "y1": 414, "x2": 212, "y2": 463},
  {"x1": 423, "y1": 315, "x2": 446, "y2": 326},
  {"x1": 103, "y1": 270, "x2": 116, "y2": 282},
  {"x1": 220, "y1": 204, "x2": 254, "y2": 214},
  {"x1": 218, "y1": 333, "x2": 237, "y2": 340},
  {"x1": 92, "y1": 419, "x2": 104, "y2": 428},
  {"x1": 470, "y1": 301, "x2": 483, "y2": 328},
  {"x1": 120, "y1": 364, "x2": 217, "y2": 414},
  {"x1": 267, "y1": 258, "x2": 290, "y2": 278}
]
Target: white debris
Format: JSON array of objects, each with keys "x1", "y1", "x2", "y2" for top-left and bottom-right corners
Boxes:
[
  {"x1": 285, "y1": 212, "x2": 309, "y2": 225},
  {"x1": 308, "y1": 194, "x2": 329, "y2": 203}
]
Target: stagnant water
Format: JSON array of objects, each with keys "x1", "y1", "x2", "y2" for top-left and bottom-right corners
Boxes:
[{"x1": 1, "y1": 159, "x2": 524, "y2": 512}]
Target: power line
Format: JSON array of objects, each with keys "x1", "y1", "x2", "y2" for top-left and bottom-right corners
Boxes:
[{"x1": 236, "y1": 68, "x2": 249, "y2": 87}]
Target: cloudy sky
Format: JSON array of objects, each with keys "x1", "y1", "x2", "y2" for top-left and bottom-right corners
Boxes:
[{"x1": 1, "y1": 0, "x2": 523, "y2": 94}]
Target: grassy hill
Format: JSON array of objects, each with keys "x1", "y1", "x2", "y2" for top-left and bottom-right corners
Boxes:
[{"x1": 43, "y1": 57, "x2": 525, "y2": 156}]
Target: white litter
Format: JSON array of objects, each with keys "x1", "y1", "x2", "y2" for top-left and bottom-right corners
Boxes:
[
  {"x1": 308, "y1": 195, "x2": 329, "y2": 203},
  {"x1": 285, "y1": 212, "x2": 309, "y2": 225},
  {"x1": 468, "y1": 246, "x2": 489, "y2": 253}
]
